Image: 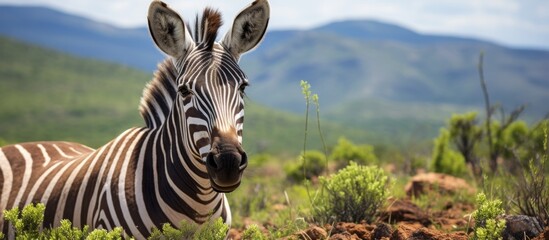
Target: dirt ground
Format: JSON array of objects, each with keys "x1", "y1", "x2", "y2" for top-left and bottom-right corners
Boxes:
[
  {"x1": 228, "y1": 197, "x2": 548, "y2": 239},
  {"x1": 227, "y1": 198, "x2": 476, "y2": 239},
  {"x1": 227, "y1": 172, "x2": 548, "y2": 239}
]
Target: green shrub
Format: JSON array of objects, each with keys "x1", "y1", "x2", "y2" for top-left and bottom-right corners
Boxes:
[
  {"x1": 509, "y1": 119, "x2": 549, "y2": 169},
  {"x1": 285, "y1": 150, "x2": 326, "y2": 182},
  {"x1": 148, "y1": 217, "x2": 228, "y2": 240},
  {"x1": 85, "y1": 227, "x2": 124, "y2": 240},
  {"x1": 3, "y1": 203, "x2": 229, "y2": 239},
  {"x1": 431, "y1": 128, "x2": 467, "y2": 176},
  {"x1": 2, "y1": 203, "x2": 125, "y2": 239},
  {"x1": 192, "y1": 218, "x2": 229, "y2": 240},
  {"x1": 48, "y1": 219, "x2": 90, "y2": 239},
  {"x1": 530, "y1": 120, "x2": 549, "y2": 157},
  {"x1": 242, "y1": 224, "x2": 267, "y2": 240},
  {"x1": 511, "y1": 121, "x2": 549, "y2": 227},
  {"x1": 447, "y1": 112, "x2": 483, "y2": 176},
  {"x1": 501, "y1": 121, "x2": 529, "y2": 151},
  {"x1": 148, "y1": 222, "x2": 191, "y2": 240},
  {"x1": 313, "y1": 162, "x2": 389, "y2": 223},
  {"x1": 3, "y1": 203, "x2": 45, "y2": 239},
  {"x1": 472, "y1": 193, "x2": 506, "y2": 240},
  {"x1": 330, "y1": 137, "x2": 378, "y2": 168}
]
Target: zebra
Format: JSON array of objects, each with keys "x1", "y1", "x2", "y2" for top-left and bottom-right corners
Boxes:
[{"x1": 0, "y1": 0, "x2": 269, "y2": 238}]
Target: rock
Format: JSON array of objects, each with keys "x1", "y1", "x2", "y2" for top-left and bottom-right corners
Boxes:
[
  {"x1": 379, "y1": 199, "x2": 431, "y2": 226},
  {"x1": 389, "y1": 223, "x2": 468, "y2": 240},
  {"x1": 390, "y1": 223, "x2": 420, "y2": 240},
  {"x1": 408, "y1": 228, "x2": 439, "y2": 240},
  {"x1": 371, "y1": 223, "x2": 392, "y2": 240},
  {"x1": 295, "y1": 226, "x2": 328, "y2": 240},
  {"x1": 327, "y1": 222, "x2": 371, "y2": 239},
  {"x1": 330, "y1": 222, "x2": 354, "y2": 234},
  {"x1": 329, "y1": 232, "x2": 360, "y2": 240},
  {"x1": 346, "y1": 223, "x2": 371, "y2": 239},
  {"x1": 503, "y1": 215, "x2": 543, "y2": 240},
  {"x1": 408, "y1": 227, "x2": 468, "y2": 240},
  {"x1": 404, "y1": 172, "x2": 474, "y2": 197}
]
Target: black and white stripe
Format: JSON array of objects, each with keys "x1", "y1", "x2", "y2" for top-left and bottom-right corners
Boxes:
[{"x1": 0, "y1": 0, "x2": 269, "y2": 238}]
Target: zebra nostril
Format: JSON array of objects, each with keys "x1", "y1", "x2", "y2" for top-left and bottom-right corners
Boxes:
[
  {"x1": 239, "y1": 152, "x2": 248, "y2": 170},
  {"x1": 206, "y1": 153, "x2": 219, "y2": 170}
]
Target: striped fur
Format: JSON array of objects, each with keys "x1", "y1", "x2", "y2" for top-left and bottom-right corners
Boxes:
[{"x1": 0, "y1": 0, "x2": 269, "y2": 238}]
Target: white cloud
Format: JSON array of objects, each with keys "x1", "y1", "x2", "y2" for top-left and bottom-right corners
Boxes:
[{"x1": 1, "y1": 0, "x2": 548, "y2": 49}]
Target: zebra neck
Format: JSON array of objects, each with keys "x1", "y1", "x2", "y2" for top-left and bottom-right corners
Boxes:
[
  {"x1": 153, "y1": 129, "x2": 209, "y2": 187},
  {"x1": 152, "y1": 99, "x2": 218, "y2": 196},
  {"x1": 136, "y1": 128, "x2": 223, "y2": 226}
]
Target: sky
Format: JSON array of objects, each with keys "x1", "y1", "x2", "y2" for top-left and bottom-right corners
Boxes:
[{"x1": 1, "y1": 0, "x2": 549, "y2": 50}]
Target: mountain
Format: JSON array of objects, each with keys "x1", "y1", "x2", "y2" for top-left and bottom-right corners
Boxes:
[
  {"x1": 0, "y1": 36, "x2": 376, "y2": 154},
  {"x1": 0, "y1": 6, "x2": 163, "y2": 71},
  {"x1": 245, "y1": 20, "x2": 549, "y2": 120},
  {"x1": 315, "y1": 20, "x2": 478, "y2": 44},
  {"x1": 1, "y1": 5, "x2": 548, "y2": 143}
]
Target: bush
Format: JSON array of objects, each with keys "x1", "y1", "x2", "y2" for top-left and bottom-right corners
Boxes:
[
  {"x1": 472, "y1": 193, "x2": 506, "y2": 240},
  {"x1": 2, "y1": 203, "x2": 125, "y2": 239},
  {"x1": 313, "y1": 162, "x2": 389, "y2": 223},
  {"x1": 242, "y1": 224, "x2": 267, "y2": 240},
  {"x1": 3, "y1": 203, "x2": 45, "y2": 239},
  {"x1": 285, "y1": 150, "x2": 326, "y2": 182},
  {"x1": 149, "y1": 217, "x2": 229, "y2": 240},
  {"x1": 447, "y1": 112, "x2": 483, "y2": 175},
  {"x1": 85, "y1": 227, "x2": 124, "y2": 240},
  {"x1": 431, "y1": 128, "x2": 467, "y2": 176},
  {"x1": 330, "y1": 137, "x2": 378, "y2": 168},
  {"x1": 511, "y1": 121, "x2": 549, "y2": 227},
  {"x1": 148, "y1": 222, "x2": 192, "y2": 240},
  {"x1": 501, "y1": 121, "x2": 529, "y2": 152},
  {"x1": 529, "y1": 120, "x2": 549, "y2": 157},
  {"x1": 192, "y1": 218, "x2": 229, "y2": 240},
  {"x1": 3, "y1": 203, "x2": 230, "y2": 239}
]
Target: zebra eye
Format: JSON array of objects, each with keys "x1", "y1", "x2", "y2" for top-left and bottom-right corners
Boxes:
[
  {"x1": 239, "y1": 82, "x2": 249, "y2": 93},
  {"x1": 178, "y1": 85, "x2": 192, "y2": 97}
]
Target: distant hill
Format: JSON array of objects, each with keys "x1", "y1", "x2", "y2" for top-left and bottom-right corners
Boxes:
[
  {"x1": 0, "y1": 6, "x2": 163, "y2": 70},
  {"x1": 0, "y1": 36, "x2": 377, "y2": 154},
  {"x1": 1, "y1": 5, "x2": 547, "y2": 144},
  {"x1": 246, "y1": 20, "x2": 549, "y2": 119}
]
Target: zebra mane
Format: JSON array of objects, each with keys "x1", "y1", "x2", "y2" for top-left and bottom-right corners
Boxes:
[
  {"x1": 139, "y1": 59, "x2": 178, "y2": 129},
  {"x1": 139, "y1": 8, "x2": 223, "y2": 129},
  {"x1": 194, "y1": 7, "x2": 223, "y2": 51}
]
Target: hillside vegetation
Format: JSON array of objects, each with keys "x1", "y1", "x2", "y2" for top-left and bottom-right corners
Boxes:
[
  {"x1": 0, "y1": 6, "x2": 162, "y2": 71},
  {"x1": 1, "y1": 6, "x2": 546, "y2": 124},
  {"x1": 1, "y1": 37, "x2": 548, "y2": 240},
  {"x1": 0, "y1": 36, "x2": 373, "y2": 154}
]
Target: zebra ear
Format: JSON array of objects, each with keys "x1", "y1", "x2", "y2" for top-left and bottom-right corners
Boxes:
[
  {"x1": 148, "y1": 0, "x2": 195, "y2": 58},
  {"x1": 222, "y1": 0, "x2": 270, "y2": 60}
]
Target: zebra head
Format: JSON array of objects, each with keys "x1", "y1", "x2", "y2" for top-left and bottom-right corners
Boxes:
[{"x1": 147, "y1": 0, "x2": 269, "y2": 193}]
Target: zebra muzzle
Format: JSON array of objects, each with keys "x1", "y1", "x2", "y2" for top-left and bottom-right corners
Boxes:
[{"x1": 206, "y1": 146, "x2": 248, "y2": 193}]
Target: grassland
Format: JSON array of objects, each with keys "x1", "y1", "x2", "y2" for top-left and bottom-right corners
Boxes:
[
  {"x1": 0, "y1": 36, "x2": 375, "y2": 155},
  {"x1": 1, "y1": 36, "x2": 548, "y2": 240}
]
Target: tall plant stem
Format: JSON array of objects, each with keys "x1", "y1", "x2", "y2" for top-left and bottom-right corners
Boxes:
[
  {"x1": 313, "y1": 95, "x2": 329, "y2": 175},
  {"x1": 478, "y1": 52, "x2": 495, "y2": 173}
]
